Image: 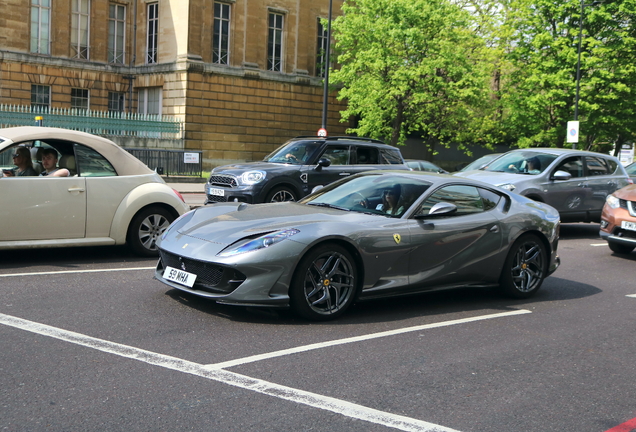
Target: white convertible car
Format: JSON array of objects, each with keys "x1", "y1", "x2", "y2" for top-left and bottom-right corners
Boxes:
[{"x1": 0, "y1": 126, "x2": 189, "y2": 256}]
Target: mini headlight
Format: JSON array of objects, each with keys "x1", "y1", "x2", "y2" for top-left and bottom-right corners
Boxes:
[
  {"x1": 605, "y1": 194, "x2": 620, "y2": 209},
  {"x1": 218, "y1": 229, "x2": 300, "y2": 257},
  {"x1": 240, "y1": 171, "x2": 266, "y2": 185},
  {"x1": 497, "y1": 183, "x2": 516, "y2": 191}
]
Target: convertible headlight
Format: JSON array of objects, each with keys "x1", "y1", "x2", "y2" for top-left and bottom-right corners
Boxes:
[
  {"x1": 605, "y1": 194, "x2": 620, "y2": 209},
  {"x1": 497, "y1": 183, "x2": 516, "y2": 191},
  {"x1": 218, "y1": 229, "x2": 300, "y2": 257},
  {"x1": 239, "y1": 171, "x2": 266, "y2": 185}
]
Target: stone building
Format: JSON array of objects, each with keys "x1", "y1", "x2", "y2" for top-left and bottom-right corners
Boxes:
[{"x1": 0, "y1": 0, "x2": 348, "y2": 169}]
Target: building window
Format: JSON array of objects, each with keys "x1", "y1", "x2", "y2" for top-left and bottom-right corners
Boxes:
[
  {"x1": 138, "y1": 87, "x2": 162, "y2": 115},
  {"x1": 146, "y1": 3, "x2": 159, "y2": 64},
  {"x1": 71, "y1": 88, "x2": 90, "y2": 111},
  {"x1": 31, "y1": 85, "x2": 50, "y2": 109},
  {"x1": 71, "y1": 0, "x2": 90, "y2": 59},
  {"x1": 108, "y1": 3, "x2": 126, "y2": 64},
  {"x1": 108, "y1": 92, "x2": 126, "y2": 113},
  {"x1": 267, "y1": 12, "x2": 284, "y2": 72},
  {"x1": 30, "y1": 0, "x2": 51, "y2": 55},
  {"x1": 213, "y1": 2, "x2": 230, "y2": 64},
  {"x1": 316, "y1": 18, "x2": 328, "y2": 77}
]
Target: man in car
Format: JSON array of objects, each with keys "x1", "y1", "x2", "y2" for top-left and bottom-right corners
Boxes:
[{"x1": 39, "y1": 148, "x2": 70, "y2": 177}]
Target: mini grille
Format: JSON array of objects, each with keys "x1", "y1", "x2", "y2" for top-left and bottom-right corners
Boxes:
[
  {"x1": 207, "y1": 194, "x2": 228, "y2": 203},
  {"x1": 160, "y1": 250, "x2": 224, "y2": 287},
  {"x1": 209, "y1": 175, "x2": 238, "y2": 188}
]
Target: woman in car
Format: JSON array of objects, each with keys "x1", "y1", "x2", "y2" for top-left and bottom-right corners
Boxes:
[{"x1": 2, "y1": 146, "x2": 38, "y2": 177}]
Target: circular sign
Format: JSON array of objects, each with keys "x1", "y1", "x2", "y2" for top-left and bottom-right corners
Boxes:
[
  {"x1": 317, "y1": 128, "x2": 327, "y2": 137},
  {"x1": 569, "y1": 128, "x2": 577, "y2": 136}
]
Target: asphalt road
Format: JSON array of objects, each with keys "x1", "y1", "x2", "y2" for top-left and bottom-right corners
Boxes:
[{"x1": 1, "y1": 223, "x2": 635, "y2": 432}]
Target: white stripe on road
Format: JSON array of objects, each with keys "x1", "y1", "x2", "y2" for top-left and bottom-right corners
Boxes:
[
  {"x1": 627, "y1": 294, "x2": 636, "y2": 298},
  {"x1": 0, "y1": 267, "x2": 155, "y2": 278},
  {"x1": 590, "y1": 243, "x2": 607, "y2": 247},
  {"x1": 205, "y1": 310, "x2": 532, "y2": 370},
  {"x1": 0, "y1": 312, "x2": 461, "y2": 432}
]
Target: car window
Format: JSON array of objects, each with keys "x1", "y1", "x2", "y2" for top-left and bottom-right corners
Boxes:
[
  {"x1": 553, "y1": 156, "x2": 583, "y2": 178},
  {"x1": 322, "y1": 145, "x2": 350, "y2": 165},
  {"x1": 486, "y1": 151, "x2": 557, "y2": 174},
  {"x1": 627, "y1": 163, "x2": 636, "y2": 175},
  {"x1": 380, "y1": 148, "x2": 404, "y2": 165},
  {"x1": 479, "y1": 188, "x2": 502, "y2": 211},
  {"x1": 355, "y1": 147, "x2": 379, "y2": 164},
  {"x1": 585, "y1": 156, "x2": 614, "y2": 176},
  {"x1": 417, "y1": 185, "x2": 484, "y2": 217},
  {"x1": 74, "y1": 144, "x2": 117, "y2": 177}
]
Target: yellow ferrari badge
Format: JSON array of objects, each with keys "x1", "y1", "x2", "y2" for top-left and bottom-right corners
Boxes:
[{"x1": 393, "y1": 234, "x2": 401, "y2": 244}]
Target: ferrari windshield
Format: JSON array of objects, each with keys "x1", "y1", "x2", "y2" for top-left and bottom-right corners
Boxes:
[
  {"x1": 302, "y1": 174, "x2": 432, "y2": 218},
  {"x1": 264, "y1": 140, "x2": 322, "y2": 165},
  {"x1": 483, "y1": 151, "x2": 558, "y2": 175}
]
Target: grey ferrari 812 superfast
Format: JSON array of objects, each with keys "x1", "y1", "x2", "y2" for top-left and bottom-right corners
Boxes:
[{"x1": 155, "y1": 171, "x2": 560, "y2": 320}]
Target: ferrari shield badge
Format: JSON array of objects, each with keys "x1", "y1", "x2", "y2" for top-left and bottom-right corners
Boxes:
[{"x1": 393, "y1": 233, "x2": 401, "y2": 244}]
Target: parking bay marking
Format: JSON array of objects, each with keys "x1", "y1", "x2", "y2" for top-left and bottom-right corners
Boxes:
[
  {"x1": 0, "y1": 267, "x2": 155, "y2": 278},
  {"x1": 0, "y1": 310, "x2": 530, "y2": 432}
]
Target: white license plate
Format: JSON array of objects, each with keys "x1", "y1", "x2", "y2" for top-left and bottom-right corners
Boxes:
[
  {"x1": 621, "y1": 220, "x2": 636, "y2": 232},
  {"x1": 208, "y1": 187, "x2": 225, "y2": 197},
  {"x1": 163, "y1": 266, "x2": 197, "y2": 287}
]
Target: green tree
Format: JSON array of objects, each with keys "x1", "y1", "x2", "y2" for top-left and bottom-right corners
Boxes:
[{"x1": 330, "y1": 0, "x2": 496, "y2": 155}]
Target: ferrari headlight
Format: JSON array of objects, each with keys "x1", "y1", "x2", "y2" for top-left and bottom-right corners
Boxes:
[
  {"x1": 497, "y1": 183, "x2": 516, "y2": 191},
  {"x1": 240, "y1": 171, "x2": 266, "y2": 185},
  {"x1": 218, "y1": 229, "x2": 300, "y2": 257},
  {"x1": 605, "y1": 194, "x2": 620, "y2": 209}
]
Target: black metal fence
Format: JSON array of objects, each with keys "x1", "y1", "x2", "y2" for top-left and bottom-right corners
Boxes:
[{"x1": 124, "y1": 148, "x2": 203, "y2": 177}]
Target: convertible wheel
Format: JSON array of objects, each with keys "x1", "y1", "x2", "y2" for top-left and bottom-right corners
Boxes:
[
  {"x1": 290, "y1": 244, "x2": 357, "y2": 320},
  {"x1": 127, "y1": 206, "x2": 174, "y2": 257},
  {"x1": 266, "y1": 186, "x2": 297, "y2": 203},
  {"x1": 608, "y1": 241, "x2": 635, "y2": 254},
  {"x1": 499, "y1": 234, "x2": 547, "y2": 299}
]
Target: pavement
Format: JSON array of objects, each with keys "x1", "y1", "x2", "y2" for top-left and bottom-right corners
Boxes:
[{"x1": 163, "y1": 178, "x2": 207, "y2": 209}]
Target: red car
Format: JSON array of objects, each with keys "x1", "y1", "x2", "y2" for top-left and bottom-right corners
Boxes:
[{"x1": 600, "y1": 184, "x2": 636, "y2": 254}]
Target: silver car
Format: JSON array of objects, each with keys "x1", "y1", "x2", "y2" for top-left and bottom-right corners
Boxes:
[
  {"x1": 455, "y1": 148, "x2": 632, "y2": 223},
  {"x1": 156, "y1": 171, "x2": 560, "y2": 320}
]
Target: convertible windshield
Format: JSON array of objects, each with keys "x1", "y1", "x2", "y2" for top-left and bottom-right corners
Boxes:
[
  {"x1": 302, "y1": 175, "x2": 431, "y2": 218},
  {"x1": 264, "y1": 140, "x2": 322, "y2": 165},
  {"x1": 484, "y1": 151, "x2": 558, "y2": 175}
]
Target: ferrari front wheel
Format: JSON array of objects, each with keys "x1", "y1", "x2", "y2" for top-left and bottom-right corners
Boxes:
[
  {"x1": 290, "y1": 244, "x2": 357, "y2": 320},
  {"x1": 499, "y1": 234, "x2": 547, "y2": 299}
]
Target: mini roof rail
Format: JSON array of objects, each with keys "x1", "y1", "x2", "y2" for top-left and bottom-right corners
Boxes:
[{"x1": 292, "y1": 136, "x2": 386, "y2": 144}]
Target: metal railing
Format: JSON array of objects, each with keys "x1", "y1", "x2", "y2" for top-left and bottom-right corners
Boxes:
[
  {"x1": 124, "y1": 148, "x2": 202, "y2": 177},
  {"x1": 0, "y1": 105, "x2": 183, "y2": 139}
]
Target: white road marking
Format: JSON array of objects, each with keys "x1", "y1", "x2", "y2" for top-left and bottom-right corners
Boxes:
[
  {"x1": 0, "y1": 312, "x2": 461, "y2": 432},
  {"x1": 206, "y1": 310, "x2": 532, "y2": 369},
  {"x1": 590, "y1": 243, "x2": 607, "y2": 247},
  {"x1": 0, "y1": 267, "x2": 155, "y2": 278},
  {"x1": 627, "y1": 295, "x2": 636, "y2": 298}
]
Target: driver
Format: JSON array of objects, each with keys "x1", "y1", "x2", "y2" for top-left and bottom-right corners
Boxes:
[{"x1": 285, "y1": 145, "x2": 317, "y2": 163}]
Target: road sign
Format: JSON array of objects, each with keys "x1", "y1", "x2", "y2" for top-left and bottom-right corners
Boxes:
[
  {"x1": 567, "y1": 121, "x2": 579, "y2": 143},
  {"x1": 317, "y1": 128, "x2": 327, "y2": 137}
]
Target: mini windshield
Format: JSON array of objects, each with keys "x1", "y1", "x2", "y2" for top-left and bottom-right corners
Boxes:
[
  {"x1": 301, "y1": 174, "x2": 431, "y2": 218},
  {"x1": 264, "y1": 140, "x2": 322, "y2": 165},
  {"x1": 483, "y1": 151, "x2": 557, "y2": 175}
]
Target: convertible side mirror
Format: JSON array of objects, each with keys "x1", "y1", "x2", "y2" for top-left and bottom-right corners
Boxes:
[
  {"x1": 551, "y1": 170, "x2": 572, "y2": 181},
  {"x1": 414, "y1": 202, "x2": 458, "y2": 219}
]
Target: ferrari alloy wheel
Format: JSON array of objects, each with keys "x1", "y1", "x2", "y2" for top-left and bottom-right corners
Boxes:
[
  {"x1": 127, "y1": 206, "x2": 174, "y2": 257},
  {"x1": 290, "y1": 244, "x2": 357, "y2": 320},
  {"x1": 499, "y1": 234, "x2": 547, "y2": 298},
  {"x1": 266, "y1": 186, "x2": 297, "y2": 203}
]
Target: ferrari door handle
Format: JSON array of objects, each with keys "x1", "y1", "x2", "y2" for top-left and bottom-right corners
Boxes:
[{"x1": 490, "y1": 225, "x2": 500, "y2": 233}]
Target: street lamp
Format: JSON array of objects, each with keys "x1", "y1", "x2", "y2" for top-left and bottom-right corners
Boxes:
[
  {"x1": 321, "y1": 0, "x2": 334, "y2": 134},
  {"x1": 572, "y1": 0, "x2": 601, "y2": 148}
]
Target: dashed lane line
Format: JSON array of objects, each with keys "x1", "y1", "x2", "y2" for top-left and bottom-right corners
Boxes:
[
  {"x1": 627, "y1": 294, "x2": 636, "y2": 298},
  {"x1": 0, "y1": 312, "x2": 463, "y2": 432},
  {"x1": 0, "y1": 267, "x2": 155, "y2": 277},
  {"x1": 205, "y1": 310, "x2": 532, "y2": 370}
]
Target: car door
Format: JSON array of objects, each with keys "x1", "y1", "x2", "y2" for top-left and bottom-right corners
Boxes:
[
  {"x1": 542, "y1": 156, "x2": 592, "y2": 221},
  {"x1": 583, "y1": 156, "x2": 622, "y2": 220},
  {"x1": 406, "y1": 185, "x2": 503, "y2": 290},
  {"x1": 0, "y1": 175, "x2": 86, "y2": 241},
  {"x1": 305, "y1": 144, "x2": 353, "y2": 190}
]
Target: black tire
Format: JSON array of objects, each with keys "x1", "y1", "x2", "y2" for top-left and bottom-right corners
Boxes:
[
  {"x1": 608, "y1": 241, "x2": 635, "y2": 254},
  {"x1": 289, "y1": 244, "x2": 358, "y2": 320},
  {"x1": 265, "y1": 186, "x2": 298, "y2": 203},
  {"x1": 499, "y1": 234, "x2": 547, "y2": 299},
  {"x1": 127, "y1": 206, "x2": 174, "y2": 257}
]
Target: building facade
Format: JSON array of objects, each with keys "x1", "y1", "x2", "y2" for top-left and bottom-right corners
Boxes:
[{"x1": 0, "y1": 0, "x2": 347, "y2": 169}]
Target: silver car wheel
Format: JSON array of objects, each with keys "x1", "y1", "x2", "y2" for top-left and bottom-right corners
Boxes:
[
  {"x1": 500, "y1": 234, "x2": 547, "y2": 298},
  {"x1": 291, "y1": 244, "x2": 357, "y2": 320},
  {"x1": 127, "y1": 206, "x2": 174, "y2": 257},
  {"x1": 138, "y1": 213, "x2": 171, "y2": 251},
  {"x1": 269, "y1": 188, "x2": 296, "y2": 202}
]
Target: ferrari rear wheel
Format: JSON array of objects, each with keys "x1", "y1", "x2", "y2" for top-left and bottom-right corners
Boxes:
[
  {"x1": 290, "y1": 244, "x2": 357, "y2": 320},
  {"x1": 499, "y1": 234, "x2": 547, "y2": 299}
]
